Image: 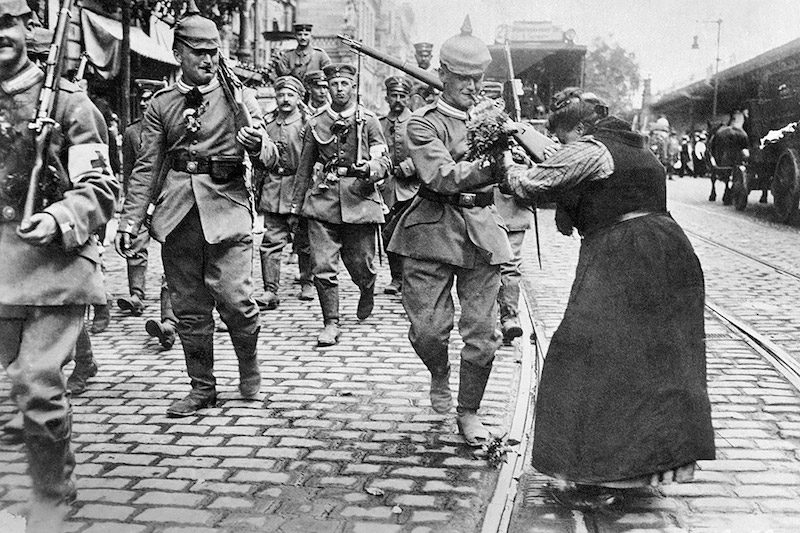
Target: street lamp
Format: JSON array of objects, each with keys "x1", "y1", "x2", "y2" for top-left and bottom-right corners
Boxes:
[{"x1": 693, "y1": 18, "x2": 722, "y2": 119}]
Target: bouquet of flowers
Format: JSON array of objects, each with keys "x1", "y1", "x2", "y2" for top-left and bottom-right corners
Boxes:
[{"x1": 465, "y1": 98, "x2": 511, "y2": 161}]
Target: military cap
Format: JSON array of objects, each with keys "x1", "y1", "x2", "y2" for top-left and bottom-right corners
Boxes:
[
  {"x1": 26, "y1": 26, "x2": 53, "y2": 58},
  {"x1": 293, "y1": 23, "x2": 313, "y2": 32},
  {"x1": 174, "y1": 3, "x2": 221, "y2": 50},
  {"x1": 481, "y1": 80, "x2": 504, "y2": 99},
  {"x1": 304, "y1": 70, "x2": 328, "y2": 87},
  {"x1": 384, "y1": 76, "x2": 412, "y2": 94},
  {"x1": 323, "y1": 63, "x2": 356, "y2": 82},
  {"x1": 413, "y1": 42, "x2": 434, "y2": 53},
  {"x1": 0, "y1": 0, "x2": 31, "y2": 17},
  {"x1": 439, "y1": 16, "x2": 492, "y2": 76},
  {"x1": 275, "y1": 75, "x2": 306, "y2": 96}
]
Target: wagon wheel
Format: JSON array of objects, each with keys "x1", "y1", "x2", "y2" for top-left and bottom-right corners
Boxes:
[
  {"x1": 771, "y1": 148, "x2": 800, "y2": 223},
  {"x1": 732, "y1": 164, "x2": 749, "y2": 211}
]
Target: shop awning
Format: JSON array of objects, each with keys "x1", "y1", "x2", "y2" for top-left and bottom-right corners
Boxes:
[{"x1": 81, "y1": 9, "x2": 178, "y2": 79}]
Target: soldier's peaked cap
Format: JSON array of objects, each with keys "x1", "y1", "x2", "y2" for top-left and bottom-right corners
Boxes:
[
  {"x1": 0, "y1": 0, "x2": 31, "y2": 17},
  {"x1": 439, "y1": 16, "x2": 491, "y2": 76},
  {"x1": 275, "y1": 75, "x2": 306, "y2": 96},
  {"x1": 304, "y1": 70, "x2": 328, "y2": 87},
  {"x1": 174, "y1": 0, "x2": 221, "y2": 50},
  {"x1": 293, "y1": 23, "x2": 313, "y2": 32},
  {"x1": 384, "y1": 76, "x2": 412, "y2": 94},
  {"x1": 413, "y1": 42, "x2": 434, "y2": 53},
  {"x1": 323, "y1": 63, "x2": 356, "y2": 82}
]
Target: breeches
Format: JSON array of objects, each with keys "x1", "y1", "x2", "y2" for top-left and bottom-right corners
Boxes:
[
  {"x1": 402, "y1": 257, "x2": 501, "y2": 371},
  {"x1": 307, "y1": 219, "x2": 376, "y2": 290},
  {"x1": 162, "y1": 206, "x2": 259, "y2": 339},
  {"x1": 0, "y1": 305, "x2": 84, "y2": 441}
]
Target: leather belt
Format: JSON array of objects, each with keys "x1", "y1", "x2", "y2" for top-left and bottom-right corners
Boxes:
[
  {"x1": 173, "y1": 156, "x2": 210, "y2": 174},
  {"x1": 418, "y1": 187, "x2": 493, "y2": 208}
]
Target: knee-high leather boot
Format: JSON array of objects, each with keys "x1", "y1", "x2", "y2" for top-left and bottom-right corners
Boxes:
[
  {"x1": 231, "y1": 326, "x2": 261, "y2": 398},
  {"x1": 456, "y1": 361, "x2": 494, "y2": 446},
  {"x1": 166, "y1": 334, "x2": 216, "y2": 417},
  {"x1": 498, "y1": 283, "x2": 523, "y2": 342},
  {"x1": 257, "y1": 252, "x2": 281, "y2": 310},
  {"x1": 315, "y1": 281, "x2": 340, "y2": 346}
]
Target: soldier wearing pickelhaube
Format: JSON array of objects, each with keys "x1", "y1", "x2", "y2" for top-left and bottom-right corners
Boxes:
[
  {"x1": 409, "y1": 42, "x2": 437, "y2": 111},
  {"x1": 379, "y1": 75, "x2": 418, "y2": 295},
  {"x1": 116, "y1": 5, "x2": 264, "y2": 417},
  {"x1": 276, "y1": 23, "x2": 332, "y2": 81},
  {"x1": 289, "y1": 63, "x2": 391, "y2": 347},
  {"x1": 0, "y1": 0, "x2": 118, "y2": 528},
  {"x1": 247, "y1": 75, "x2": 315, "y2": 310},
  {"x1": 303, "y1": 69, "x2": 330, "y2": 114},
  {"x1": 482, "y1": 80, "x2": 531, "y2": 343},
  {"x1": 388, "y1": 17, "x2": 511, "y2": 447}
]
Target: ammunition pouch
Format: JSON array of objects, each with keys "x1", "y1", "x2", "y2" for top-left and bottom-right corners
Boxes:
[{"x1": 172, "y1": 152, "x2": 244, "y2": 183}]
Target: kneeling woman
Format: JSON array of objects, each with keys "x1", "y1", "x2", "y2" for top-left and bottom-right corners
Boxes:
[{"x1": 501, "y1": 89, "x2": 715, "y2": 507}]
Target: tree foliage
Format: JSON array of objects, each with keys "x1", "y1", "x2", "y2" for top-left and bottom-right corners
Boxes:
[{"x1": 584, "y1": 37, "x2": 641, "y2": 116}]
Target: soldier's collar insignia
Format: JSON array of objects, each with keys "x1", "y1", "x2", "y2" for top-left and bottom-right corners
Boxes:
[
  {"x1": 176, "y1": 77, "x2": 220, "y2": 95},
  {"x1": 325, "y1": 104, "x2": 356, "y2": 121},
  {"x1": 1, "y1": 62, "x2": 43, "y2": 95},
  {"x1": 437, "y1": 99, "x2": 469, "y2": 121}
]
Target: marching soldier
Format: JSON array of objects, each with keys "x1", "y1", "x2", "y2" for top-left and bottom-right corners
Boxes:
[
  {"x1": 0, "y1": 0, "x2": 118, "y2": 528},
  {"x1": 290, "y1": 63, "x2": 391, "y2": 346},
  {"x1": 276, "y1": 23, "x2": 332, "y2": 81},
  {"x1": 409, "y1": 42, "x2": 437, "y2": 111},
  {"x1": 482, "y1": 80, "x2": 529, "y2": 342},
  {"x1": 243, "y1": 75, "x2": 314, "y2": 310},
  {"x1": 387, "y1": 18, "x2": 511, "y2": 446},
  {"x1": 303, "y1": 70, "x2": 330, "y2": 114},
  {"x1": 116, "y1": 7, "x2": 263, "y2": 417},
  {"x1": 379, "y1": 76, "x2": 418, "y2": 295}
]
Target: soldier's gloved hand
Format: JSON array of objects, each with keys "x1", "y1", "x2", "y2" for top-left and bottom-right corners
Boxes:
[
  {"x1": 114, "y1": 230, "x2": 135, "y2": 258},
  {"x1": 348, "y1": 162, "x2": 371, "y2": 181},
  {"x1": 16, "y1": 213, "x2": 58, "y2": 246},
  {"x1": 236, "y1": 126, "x2": 264, "y2": 154}
]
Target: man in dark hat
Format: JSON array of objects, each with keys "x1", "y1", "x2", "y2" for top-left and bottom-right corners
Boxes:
[
  {"x1": 276, "y1": 23, "x2": 331, "y2": 81},
  {"x1": 0, "y1": 0, "x2": 118, "y2": 528},
  {"x1": 239, "y1": 75, "x2": 315, "y2": 310},
  {"x1": 303, "y1": 69, "x2": 330, "y2": 114},
  {"x1": 388, "y1": 17, "x2": 510, "y2": 447},
  {"x1": 116, "y1": 7, "x2": 264, "y2": 417},
  {"x1": 409, "y1": 42, "x2": 438, "y2": 111},
  {"x1": 379, "y1": 75, "x2": 418, "y2": 296},
  {"x1": 288, "y1": 63, "x2": 391, "y2": 346}
]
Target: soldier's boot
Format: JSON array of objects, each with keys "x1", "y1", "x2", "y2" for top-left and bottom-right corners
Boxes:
[
  {"x1": 1, "y1": 411, "x2": 23, "y2": 445},
  {"x1": 89, "y1": 299, "x2": 112, "y2": 334},
  {"x1": 145, "y1": 319, "x2": 177, "y2": 350},
  {"x1": 498, "y1": 283, "x2": 523, "y2": 343},
  {"x1": 117, "y1": 264, "x2": 146, "y2": 316},
  {"x1": 317, "y1": 283, "x2": 340, "y2": 347},
  {"x1": 383, "y1": 252, "x2": 403, "y2": 295},
  {"x1": 256, "y1": 252, "x2": 281, "y2": 310},
  {"x1": 166, "y1": 334, "x2": 217, "y2": 417},
  {"x1": 231, "y1": 326, "x2": 261, "y2": 398},
  {"x1": 456, "y1": 362, "x2": 494, "y2": 447},
  {"x1": 67, "y1": 327, "x2": 98, "y2": 396},
  {"x1": 429, "y1": 365, "x2": 453, "y2": 414},
  {"x1": 297, "y1": 252, "x2": 315, "y2": 301},
  {"x1": 24, "y1": 418, "x2": 76, "y2": 533},
  {"x1": 356, "y1": 278, "x2": 375, "y2": 320}
]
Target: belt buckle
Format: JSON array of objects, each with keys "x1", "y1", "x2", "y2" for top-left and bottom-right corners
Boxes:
[
  {"x1": 459, "y1": 193, "x2": 476, "y2": 207},
  {"x1": 186, "y1": 161, "x2": 198, "y2": 173},
  {"x1": 2, "y1": 205, "x2": 16, "y2": 221},
  {"x1": 336, "y1": 166, "x2": 349, "y2": 177}
]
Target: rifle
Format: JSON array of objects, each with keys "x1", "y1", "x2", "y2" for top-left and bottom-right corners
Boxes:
[
  {"x1": 338, "y1": 35, "x2": 554, "y2": 164},
  {"x1": 218, "y1": 55, "x2": 258, "y2": 223},
  {"x1": 503, "y1": 38, "x2": 542, "y2": 269},
  {"x1": 21, "y1": 0, "x2": 75, "y2": 230}
]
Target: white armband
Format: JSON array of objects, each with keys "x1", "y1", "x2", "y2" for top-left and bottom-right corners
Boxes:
[{"x1": 68, "y1": 143, "x2": 112, "y2": 183}]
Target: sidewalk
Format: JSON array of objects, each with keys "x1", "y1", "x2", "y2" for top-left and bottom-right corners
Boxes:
[
  {"x1": 508, "y1": 202, "x2": 800, "y2": 533},
  {"x1": 0, "y1": 232, "x2": 523, "y2": 533}
]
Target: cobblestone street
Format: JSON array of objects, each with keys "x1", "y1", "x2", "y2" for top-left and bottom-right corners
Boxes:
[{"x1": 4, "y1": 178, "x2": 800, "y2": 532}]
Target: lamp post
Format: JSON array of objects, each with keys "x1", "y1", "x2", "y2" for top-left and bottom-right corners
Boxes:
[{"x1": 693, "y1": 18, "x2": 722, "y2": 120}]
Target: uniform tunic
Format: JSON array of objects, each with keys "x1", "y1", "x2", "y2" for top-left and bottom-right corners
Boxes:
[
  {"x1": 505, "y1": 116, "x2": 715, "y2": 483},
  {"x1": 277, "y1": 46, "x2": 332, "y2": 81},
  {"x1": 120, "y1": 118, "x2": 150, "y2": 278},
  {"x1": 379, "y1": 107, "x2": 418, "y2": 208},
  {"x1": 0, "y1": 62, "x2": 117, "y2": 500}
]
